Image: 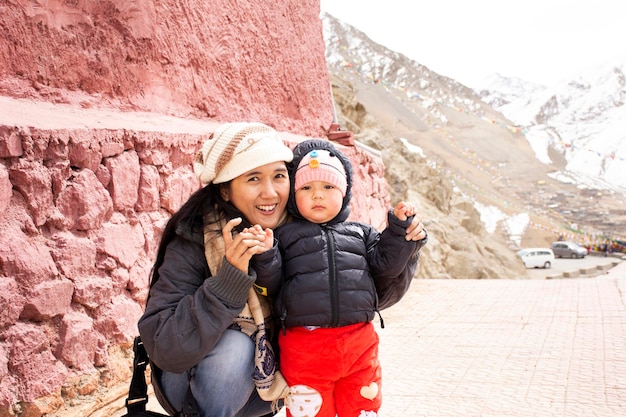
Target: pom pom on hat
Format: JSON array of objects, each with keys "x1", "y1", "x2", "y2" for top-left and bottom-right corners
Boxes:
[
  {"x1": 194, "y1": 122, "x2": 293, "y2": 184},
  {"x1": 295, "y1": 149, "x2": 347, "y2": 196}
]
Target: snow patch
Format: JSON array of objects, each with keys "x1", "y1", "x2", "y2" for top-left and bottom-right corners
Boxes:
[
  {"x1": 474, "y1": 202, "x2": 529, "y2": 246},
  {"x1": 399, "y1": 137, "x2": 426, "y2": 158}
]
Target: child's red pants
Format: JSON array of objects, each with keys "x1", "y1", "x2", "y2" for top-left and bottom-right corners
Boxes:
[{"x1": 279, "y1": 322, "x2": 382, "y2": 417}]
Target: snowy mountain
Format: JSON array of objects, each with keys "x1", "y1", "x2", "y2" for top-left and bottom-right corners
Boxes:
[
  {"x1": 322, "y1": 13, "x2": 486, "y2": 116},
  {"x1": 324, "y1": 11, "x2": 626, "y2": 197},
  {"x1": 321, "y1": 12, "x2": 625, "y2": 242},
  {"x1": 475, "y1": 74, "x2": 546, "y2": 109},
  {"x1": 477, "y1": 62, "x2": 626, "y2": 196}
]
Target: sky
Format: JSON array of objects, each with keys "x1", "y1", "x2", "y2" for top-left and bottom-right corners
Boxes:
[{"x1": 320, "y1": 0, "x2": 626, "y2": 88}]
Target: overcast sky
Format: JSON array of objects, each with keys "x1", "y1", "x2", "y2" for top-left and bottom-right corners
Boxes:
[{"x1": 320, "y1": 0, "x2": 626, "y2": 88}]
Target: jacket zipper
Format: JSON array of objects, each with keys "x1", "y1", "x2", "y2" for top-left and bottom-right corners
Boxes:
[{"x1": 325, "y1": 227, "x2": 340, "y2": 327}]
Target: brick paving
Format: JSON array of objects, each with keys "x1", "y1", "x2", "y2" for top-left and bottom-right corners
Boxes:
[
  {"x1": 125, "y1": 260, "x2": 626, "y2": 417},
  {"x1": 374, "y1": 260, "x2": 626, "y2": 417}
]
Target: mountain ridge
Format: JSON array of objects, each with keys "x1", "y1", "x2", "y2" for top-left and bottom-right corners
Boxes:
[
  {"x1": 478, "y1": 61, "x2": 626, "y2": 195},
  {"x1": 322, "y1": 12, "x2": 625, "y2": 248}
]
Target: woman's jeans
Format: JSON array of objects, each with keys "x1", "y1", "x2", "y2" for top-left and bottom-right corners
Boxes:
[{"x1": 160, "y1": 329, "x2": 277, "y2": 417}]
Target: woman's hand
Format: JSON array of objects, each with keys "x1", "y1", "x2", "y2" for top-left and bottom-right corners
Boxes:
[
  {"x1": 393, "y1": 202, "x2": 427, "y2": 241},
  {"x1": 222, "y1": 218, "x2": 274, "y2": 273}
]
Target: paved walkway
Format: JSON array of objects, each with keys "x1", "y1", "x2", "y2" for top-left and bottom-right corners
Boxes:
[
  {"x1": 373, "y1": 259, "x2": 626, "y2": 417},
  {"x1": 116, "y1": 260, "x2": 626, "y2": 417}
]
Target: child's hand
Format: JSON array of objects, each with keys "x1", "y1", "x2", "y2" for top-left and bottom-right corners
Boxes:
[
  {"x1": 223, "y1": 219, "x2": 276, "y2": 273},
  {"x1": 393, "y1": 202, "x2": 426, "y2": 241},
  {"x1": 223, "y1": 218, "x2": 259, "y2": 272},
  {"x1": 242, "y1": 224, "x2": 274, "y2": 253},
  {"x1": 393, "y1": 201, "x2": 416, "y2": 221}
]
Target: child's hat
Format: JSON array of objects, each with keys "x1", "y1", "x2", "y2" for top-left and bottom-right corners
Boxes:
[
  {"x1": 194, "y1": 122, "x2": 293, "y2": 184},
  {"x1": 295, "y1": 149, "x2": 347, "y2": 196}
]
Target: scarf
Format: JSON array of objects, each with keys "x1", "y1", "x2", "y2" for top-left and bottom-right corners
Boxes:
[{"x1": 203, "y1": 215, "x2": 289, "y2": 406}]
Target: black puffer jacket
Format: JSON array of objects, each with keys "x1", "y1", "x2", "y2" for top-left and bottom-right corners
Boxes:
[{"x1": 253, "y1": 139, "x2": 427, "y2": 330}]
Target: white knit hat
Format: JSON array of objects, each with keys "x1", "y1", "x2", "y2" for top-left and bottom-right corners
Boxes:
[
  {"x1": 295, "y1": 149, "x2": 347, "y2": 196},
  {"x1": 194, "y1": 122, "x2": 294, "y2": 184}
]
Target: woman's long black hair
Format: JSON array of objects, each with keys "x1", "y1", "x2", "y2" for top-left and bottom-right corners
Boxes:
[{"x1": 148, "y1": 182, "x2": 247, "y2": 290}]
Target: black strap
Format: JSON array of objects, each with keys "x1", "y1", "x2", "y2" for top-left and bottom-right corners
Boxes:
[
  {"x1": 124, "y1": 336, "x2": 200, "y2": 417},
  {"x1": 125, "y1": 336, "x2": 151, "y2": 415}
]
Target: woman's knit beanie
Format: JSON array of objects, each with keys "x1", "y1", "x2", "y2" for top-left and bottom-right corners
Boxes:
[{"x1": 194, "y1": 122, "x2": 294, "y2": 184}]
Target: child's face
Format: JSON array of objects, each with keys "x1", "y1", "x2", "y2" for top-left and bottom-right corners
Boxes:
[{"x1": 295, "y1": 181, "x2": 344, "y2": 224}]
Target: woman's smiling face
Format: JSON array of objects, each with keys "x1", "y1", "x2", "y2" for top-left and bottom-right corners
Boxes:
[{"x1": 223, "y1": 161, "x2": 290, "y2": 229}]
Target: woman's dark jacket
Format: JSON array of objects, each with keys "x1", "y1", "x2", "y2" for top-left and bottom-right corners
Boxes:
[
  {"x1": 138, "y1": 223, "x2": 257, "y2": 373},
  {"x1": 253, "y1": 139, "x2": 427, "y2": 330}
]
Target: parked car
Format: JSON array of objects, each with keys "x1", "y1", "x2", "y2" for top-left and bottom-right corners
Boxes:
[
  {"x1": 517, "y1": 248, "x2": 555, "y2": 269},
  {"x1": 551, "y1": 241, "x2": 588, "y2": 258}
]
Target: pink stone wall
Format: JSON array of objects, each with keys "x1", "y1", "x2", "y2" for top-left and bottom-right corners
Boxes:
[
  {"x1": 0, "y1": 0, "x2": 334, "y2": 136},
  {"x1": 0, "y1": 1, "x2": 389, "y2": 413},
  {"x1": 0, "y1": 122, "x2": 387, "y2": 413}
]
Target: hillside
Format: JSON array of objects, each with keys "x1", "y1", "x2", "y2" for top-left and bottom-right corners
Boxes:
[
  {"x1": 322, "y1": 13, "x2": 625, "y2": 250},
  {"x1": 477, "y1": 71, "x2": 626, "y2": 242},
  {"x1": 478, "y1": 68, "x2": 626, "y2": 195}
]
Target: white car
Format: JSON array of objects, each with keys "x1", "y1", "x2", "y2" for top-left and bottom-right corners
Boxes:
[{"x1": 517, "y1": 248, "x2": 555, "y2": 269}]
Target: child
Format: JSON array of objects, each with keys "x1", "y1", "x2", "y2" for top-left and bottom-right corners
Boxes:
[{"x1": 253, "y1": 139, "x2": 428, "y2": 417}]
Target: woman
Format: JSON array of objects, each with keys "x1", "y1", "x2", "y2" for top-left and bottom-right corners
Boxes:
[{"x1": 138, "y1": 122, "x2": 294, "y2": 417}]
